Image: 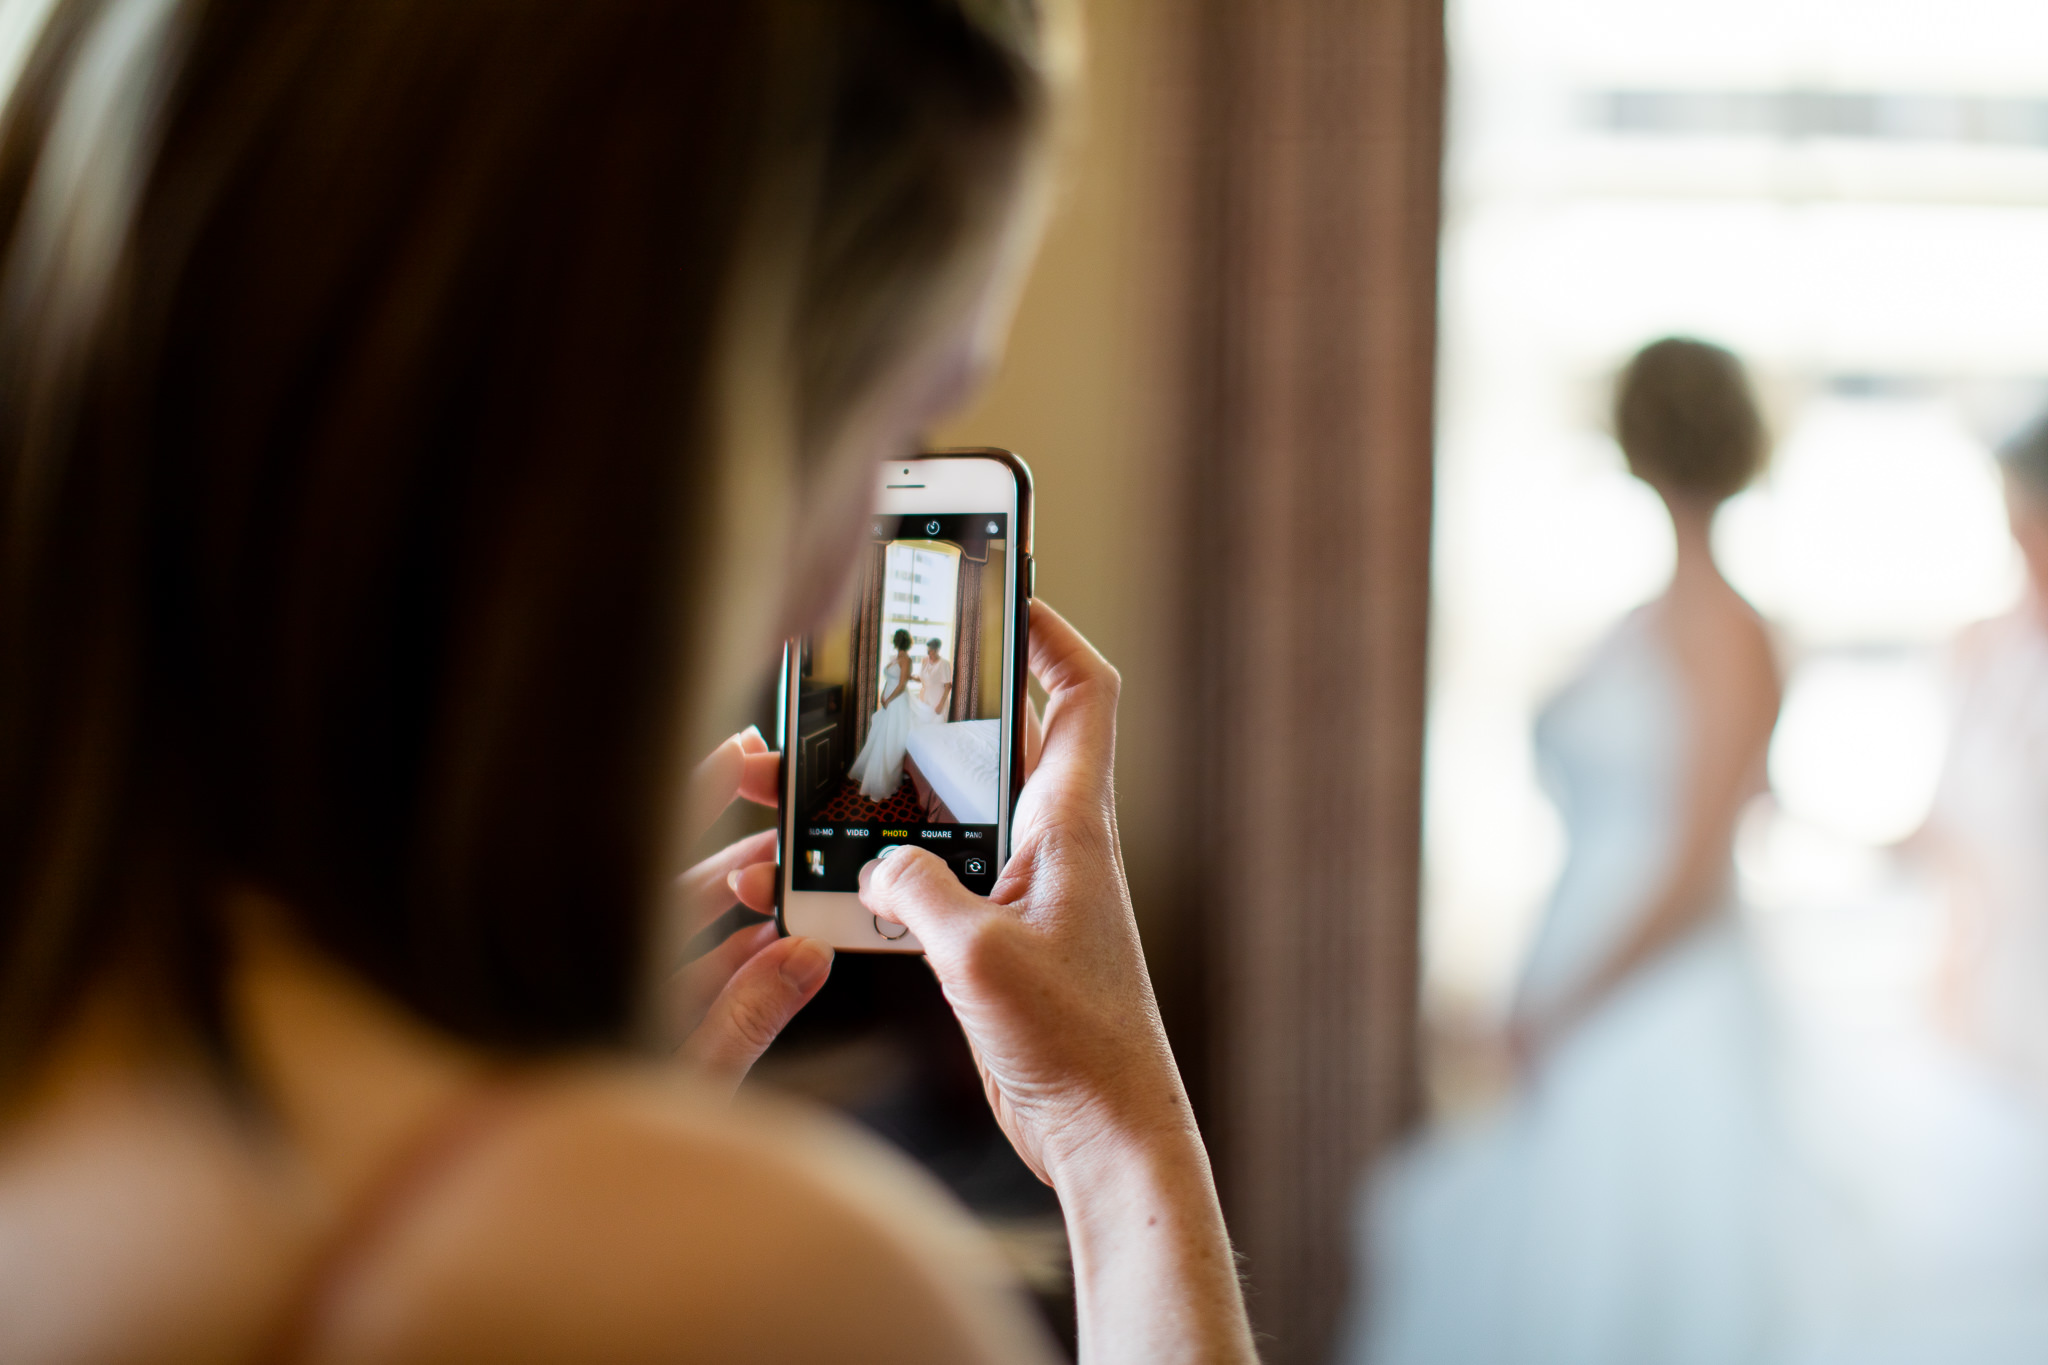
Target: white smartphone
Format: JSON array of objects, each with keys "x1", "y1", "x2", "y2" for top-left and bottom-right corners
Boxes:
[{"x1": 777, "y1": 449, "x2": 1033, "y2": 952}]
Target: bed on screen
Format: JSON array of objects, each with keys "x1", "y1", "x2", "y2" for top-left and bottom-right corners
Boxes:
[{"x1": 903, "y1": 719, "x2": 1001, "y2": 825}]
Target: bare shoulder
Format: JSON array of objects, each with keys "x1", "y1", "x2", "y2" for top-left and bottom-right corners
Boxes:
[
  {"x1": 1665, "y1": 589, "x2": 1782, "y2": 719},
  {"x1": 332, "y1": 1067, "x2": 1053, "y2": 1365},
  {"x1": 0, "y1": 1079, "x2": 295, "y2": 1364}
]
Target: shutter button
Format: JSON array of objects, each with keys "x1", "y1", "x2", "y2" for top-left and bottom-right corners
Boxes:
[{"x1": 871, "y1": 846, "x2": 910, "y2": 938}]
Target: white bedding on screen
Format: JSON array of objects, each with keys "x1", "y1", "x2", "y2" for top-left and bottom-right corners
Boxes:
[{"x1": 905, "y1": 719, "x2": 1001, "y2": 825}]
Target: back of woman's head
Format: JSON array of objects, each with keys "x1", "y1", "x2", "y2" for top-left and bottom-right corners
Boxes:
[
  {"x1": 0, "y1": 0, "x2": 1062, "y2": 1087},
  {"x1": 1613, "y1": 337, "x2": 1767, "y2": 502},
  {"x1": 894, "y1": 629, "x2": 913, "y2": 652}
]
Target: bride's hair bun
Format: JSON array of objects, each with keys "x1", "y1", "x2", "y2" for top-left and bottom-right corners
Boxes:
[{"x1": 1614, "y1": 337, "x2": 1768, "y2": 502}]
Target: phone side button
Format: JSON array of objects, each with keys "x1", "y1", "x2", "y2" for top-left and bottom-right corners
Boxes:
[{"x1": 873, "y1": 916, "x2": 910, "y2": 941}]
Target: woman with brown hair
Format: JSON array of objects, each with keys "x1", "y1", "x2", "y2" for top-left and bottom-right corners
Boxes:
[{"x1": 0, "y1": 1, "x2": 1256, "y2": 1361}]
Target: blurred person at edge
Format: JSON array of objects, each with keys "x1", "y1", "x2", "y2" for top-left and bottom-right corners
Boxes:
[
  {"x1": 1915, "y1": 413, "x2": 2048, "y2": 1106},
  {"x1": 0, "y1": 2, "x2": 1259, "y2": 1363},
  {"x1": 1347, "y1": 339, "x2": 1786, "y2": 1365}
]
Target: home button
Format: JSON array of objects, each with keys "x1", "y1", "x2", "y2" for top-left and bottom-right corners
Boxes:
[{"x1": 873, "y1": 915, "x2": 910, "y2": 941}]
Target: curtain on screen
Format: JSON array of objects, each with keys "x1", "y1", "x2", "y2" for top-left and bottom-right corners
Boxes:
[
  {"x1": 844, "y1": 539, "x2": 888, "y2": 754},
  {"x1": 949, "y1": 544, "x2": 987, "y2": 721}
]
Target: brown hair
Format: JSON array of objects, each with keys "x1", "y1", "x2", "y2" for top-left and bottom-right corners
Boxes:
[
  {"x1": 1613, "y1": 337, "x2": 1767, "y2": 501},
  {"x1": 0, "y1": 0, "x2": 1057, "y2": 1089}
]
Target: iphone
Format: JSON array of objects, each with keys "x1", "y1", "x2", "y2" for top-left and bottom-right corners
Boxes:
[{"x1": 777, "y1": 450, "x2": 1033, "y2": 951}]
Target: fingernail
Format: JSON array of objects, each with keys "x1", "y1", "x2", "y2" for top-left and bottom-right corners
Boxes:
[
  {"x1": 779, "y1": 938, "x2": 834, "y2": 992},
  {"x1": 726, "y1": 870, "x2": 742, "y2": 895},
  {"x1": 739, "y1": 724, "x2": 764, "y2": 746}
]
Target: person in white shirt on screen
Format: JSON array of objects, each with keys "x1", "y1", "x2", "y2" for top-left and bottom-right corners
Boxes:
[{"x1": 917, "y1": 639, "x2": 954, "y2": 722}]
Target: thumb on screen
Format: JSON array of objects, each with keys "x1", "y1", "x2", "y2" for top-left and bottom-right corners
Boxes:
[{"x1": 857, "y1": 847, "x2": 988, "y2": 952}]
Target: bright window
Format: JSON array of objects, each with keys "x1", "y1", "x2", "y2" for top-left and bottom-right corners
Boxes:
[{"x1": 880, "y1": 542, "x2": 959, "y2": 683}]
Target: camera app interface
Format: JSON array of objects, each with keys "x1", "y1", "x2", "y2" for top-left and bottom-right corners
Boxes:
[{"x1": 793, "y1": 512, "x2": 1008, "y2": 895}]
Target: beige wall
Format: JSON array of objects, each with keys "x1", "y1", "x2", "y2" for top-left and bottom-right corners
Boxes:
[
  {"x1": 810, "y1": 618, "x2": 850, "y2": 688},
  {"x1": 931, "y1": 0, "x2": 1183, "y2": 935}
]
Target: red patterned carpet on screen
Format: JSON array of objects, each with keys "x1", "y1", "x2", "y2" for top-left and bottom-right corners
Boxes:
[{"x1": 812, "y1": 776, "x2": 924, "y2": 825}]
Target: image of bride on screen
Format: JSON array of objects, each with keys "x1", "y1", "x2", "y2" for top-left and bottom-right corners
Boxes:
[
  {"x1": 846, "y1": 629, "x2": 918, "y2": 800},
  {"x1": 797, "y1": 519, "x2": 1008, "y2": 829}
]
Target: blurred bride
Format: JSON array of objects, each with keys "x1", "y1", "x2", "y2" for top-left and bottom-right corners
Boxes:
[
  {"x1": 848, "y1": 629, "x2": 919, "y2": 801},
  {"x1": 1352, "y1": 338, "x2": 1786, "y2": 1365}
]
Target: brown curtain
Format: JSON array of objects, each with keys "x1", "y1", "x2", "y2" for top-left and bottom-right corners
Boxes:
[
  {"x1": 844, "y1": 540, "x2": 888, "y2": 754},
  {"x1": 1165, "y1": 0, "x2": 1444, "y2": 1361},
  {"x1": 948, "y1": 550, "x2": 985, "y2": 721}
]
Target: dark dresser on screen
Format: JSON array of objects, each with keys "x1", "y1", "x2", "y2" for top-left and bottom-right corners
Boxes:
[{"x1": 797, "y1": 681, "x2": 844, "y2": 817}]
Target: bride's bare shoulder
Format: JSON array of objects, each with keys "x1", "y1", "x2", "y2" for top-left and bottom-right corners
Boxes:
[{"x1": 335, "y1": 1066, "x2": 1052, "y2": 1364}]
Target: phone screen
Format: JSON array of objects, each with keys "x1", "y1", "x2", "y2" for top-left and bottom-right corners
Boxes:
[{"x1": 788, "y1": 508, "x2": 1013, "y2": 897}]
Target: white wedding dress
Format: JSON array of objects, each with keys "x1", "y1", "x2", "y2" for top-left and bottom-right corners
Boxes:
[
  {"x1": 1348, "y1": 610, "x2": 1782, "y2": 1365},
  {"x1": 847, "y1": 661, "x2": 917, "y2": 801}
]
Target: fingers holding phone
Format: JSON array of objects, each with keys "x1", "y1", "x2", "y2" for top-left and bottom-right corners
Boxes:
[
  {"x1": 683, "y1": 723, "x2": 780, "y2": 844},
  {"x1": 672, "y1": 932, "x2": 834, "y2": 1097},
  {"x1": 660, "y1": 779, "x2": 829, "y2": 1098}
]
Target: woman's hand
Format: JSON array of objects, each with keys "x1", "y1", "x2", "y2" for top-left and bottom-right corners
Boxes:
[
  {"x1": 858, "y1": 605, "x2": 1254, "y2": 1364},
  {"x1": 857, "y1": 606, "x2": 1174, "y2": 1183},
  {"x1": 661, "y1": 727, "x2": 833, "y2": 1098}
]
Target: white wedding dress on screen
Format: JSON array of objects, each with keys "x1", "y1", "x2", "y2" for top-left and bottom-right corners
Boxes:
[
  {"x1": 847, "y1": 660, "x2": 915, "y2": 801},
  {"x1": 1349, "y1": 610, "x2": 1782, "y2": 1365}
]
